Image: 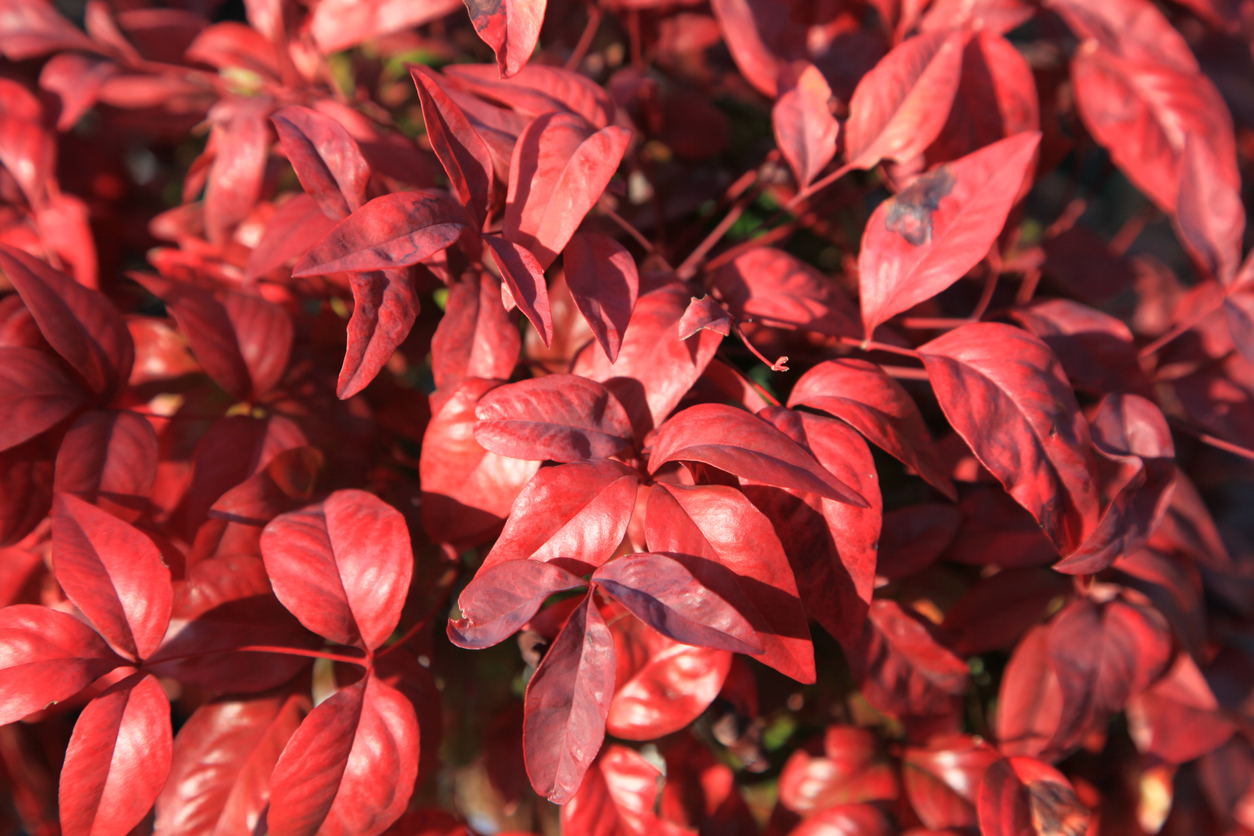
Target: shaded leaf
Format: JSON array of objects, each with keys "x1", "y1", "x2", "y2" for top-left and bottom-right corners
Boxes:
[
  {"x1": 411, "y1": 66, "x2": 494, "y2": 226},
  {"x1": 484, "y1": 234, "x2": 553, "y2": 345},
  {"x1": 774, "y1": 62, "x2": 839, "y2": 189},
  {"x1": 474, "y1": 374, "x2": 633, "y2": 463},
  {"x1": 449, "y1": 559, "x2": 587, "y2": 649},
  {"x1": 272, "y1": 106, "x2": 370, "y2": 221},
  {"x1": 464, "y1": 0, "x2": 547, "y2": 79},
  {"x1": 563, "y1": 233, "x2": 638, "y2": 364}
]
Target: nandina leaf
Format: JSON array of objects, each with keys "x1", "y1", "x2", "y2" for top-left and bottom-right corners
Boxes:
[
  {"x1": 1054, "y1": 394, "x2": 1176, "y2": 574},
  {"x1": 59, "y1": 673, "x2": 172, "y2": 836},
  {"x1": 132, "y1": 275, "x2": 293, "y2": 401},
  {"x1": 464, "y1": 0, "x2": 547, "y2": 79},
  {"x1": 431, "y1": 271, "x2": 521, "y2": 393},
  {"x1": 707, "y1": 0, "x2": 803, "y2": 98},
  {"x1": 996, "y1": 624, "x2": 1065, "y2": 759},
  {"x1": 903, "y1": 737, "x2": 1000, "y2": 831},
  {"x1": 926, "y1": 31, "x2": 1040, "y2": 165},
  {"x1": 474, "y1": 374, "x2": 633, "y2": 463},
  {"x1": 52, "y1": 494, "x2": 172, "y2": 661},
  {"x1": 0, "y1": 346, "x2": 89, "y2": 452},
  {"x1": 338, "y1": 268, "x2": 419, "y2": 399},
  {"x1": 1127, "y1": 652, "x2": 1237, "y2": 765},
  {"x1": 789, "y1": 359, "x2": 955, "y2": 500},
  {"x1": 523, "y1": 591, "x2": 615, "y2": 804},
  {"x1": 649, "y1": 403, "x2": 868, "y2": 506},
  {"x1": 420, "y1": 378, "x2": 540, "y2": 548},
  {"x1": 411, "y1": 66, "x2": 494, "y2": 227},
  {"x1": 844, "y1": 30, "x2": 966, "y2": 170},
  {"x1": 448, "y1": 559, "x2": 587, "y2": 649},
  {"x1": 859, "y1": 132, "x2": 1040, "y2": 338},
  {"x1": 55, "y1": 409, "x2": 158, "y2": 522},
  {"x1": 1008, "y1": 299, "x2": 1151, "y2": 398},
  {"x1": 1175, "y1": 134, "x2": 1245, "y2": 283},
  {"x1": 855, "y1": 599, "x2": 970, "y2": 719},
  {"x1": 307, "y1": 0, "x2": 462, "y2": 52},
  {"x1": 0, "y1": 0, "x2": 94, "y2": 60},
  {"x1": 209, "y1": 445, "x2": 324, "y2": 527},
  {"x1": 504, "y1": 112, "x2": 631, "y2": 269},
  {"x1": 1071, "y1": 43, "x2": 1237, "y2": 214},
  {"x1": 919, "y1": 323, "x2": 1100, "y2": 555},
  {"x1": 204, "y1": 98, "x2": 270, "y2": 244},
  {"x1": 778, "y1": 727, "x2": 899, "y2": 813},
  {"x1": 788, "y1": 804, "x2": 896, "y2": 836},
  {"x1": 267, "y1": 674, "x2": 418, "y2": 836},
  {"x1": 942, "y1": 568, "x2": 1072, "y2": 657},
  {"x1": 678, "y1": 295, "x2": 733, "y2": 340},
  {"x1": 0, "y1": 605, "x2": 122, "y2": 726},
  {"x1": 774, "y1": 62, "x2": 839, "y2": 189},
  {"x1": 646, "y1": 483, "x2": 815, "y2": 683},
  {"x1": 1046, "y1": 591, "x2": 1172, "y2": 751},
  {"x1": 605, "y1": 605, "x2": 732, "y2": 741},
  {"x1": 0, "y1": 434, "x2": 56, "y2": 547},
  {"x1": 592, "y1": 553, "x2": 763, "y2": 654},
  {"x1": 154, "y1": 682, "x2": 310, "y2": 836},
  {"x1": 244, "y1": 194, "x2": 339, "y2": 282},
  {"x1": 148, "y1": 553, "x2": 321, "y2": 695},
  {"x1": 562, "y1": 745, "x2": 692, "y2": 836},
  {"x1": 0, "y1": 245, "x2": 133, "y2": 400},
  {"x1": 483, "y1": 234, "x2": 554, "y2": 346},
  {"x1": 977, "y1": 757, "x2": 1090, "y2": 836},
  {"x1": 563, "y1": 233, "x2": 639, "y2": 363},
  {"x1": 442, "y1": 63, "x2": 616, "y2": 129},
  {"x1": 711, "y1": 247, "x2": 861, "y2": 338},
  {"x1": 746, "y1": 408, "x2": 882, "y2": 653},
  {"x1": 292, "y1": 191, "x2": 470, "y2": 277},
  {"x1": 272, "y1": 105, "x2": 370, "y2": 221},
  {"x1": 479, "y1": 460, "x2": 639, "y2": 573},
  {"x1": 260, "y1": 489, "x2": 412, "y2": 651},
  {"x1": 573, "y1": 284, "x2": 724, "y2": 434}
]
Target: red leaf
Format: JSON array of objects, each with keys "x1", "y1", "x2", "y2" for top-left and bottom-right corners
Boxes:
[
  {"x1": 648, "y1": 403, "x2": 868, "y2": 506},
  {"x1": 292, "y1": 191, "x2": 470, "y2": 277},
  {"x1": 605, "y1": 605, "x2": 731, "y2": 740},
  {"x1": 464, "y1": 0, "x2": 547, "y2": 79},
  {"x1": 787, "y1": 804, "x2": 895, "y2": 836},
  {"x1": 855, "y1": 600, "x2": 970, "y2": 719},
  {"x1": 260, "y1": 489, "x2": 412, "y2": 651},
  {"x1": 592, "y1": 553, "x2": 763, "y2": 655},
  {"x1": 448, "y1": 559, "x2": 587, "y2": 649},
  {"x1": 483, "y1": 234, "x2": 554, "y2": 345},
  {"x1": 942, "y1": 568, "x2": 1072, "y2": 656},
  {"x1": 918, "y1": 323, "x2": 1100, "y2": 555},
  {"x1": 52, "y1": 494, "x2": 172, "y2": 661},
  {"x1": 858, "y1": 132, "x2": 1040, "y2": 338},
  {"x1": 133, "y1": 275, "x2": 293, "y2": 401},
  {"x1": 268, "y1": 674, "x2": 418, "y2": 836},
  {"x1": 244, "y1": 194, "x2": 339, "y2": 282},
  {"x1": 338, "y1": 268, "x2": 419, "y2": 399},
  {"x1": 411, "y1": 66, "x2": 494, "y2": 227},
  {"x1": 996, "y1": 624, "x2": 1064, "y2": 759},
  {"x1": 1008, "y1": 299, "x2": 1151, "y2": 398},
  {"x1": 1053, "y1": 394, "x2": 1176, "y2": 575},
  {"x1": 59, "y1": 673, "x2": 172, "y2": 836},
  {"x1": 844, "y1": 31, "x2": 966, "y2": 170},
  {"x1": 678, "y1": 295, "x2": 733, "y2": 340},
  {"x1": 789, "y1": 359, "x2": 955, "y2": 499},
  {"x1": 573, "y1": 285, "x2": 724, "y2": 434},
  {"x1": 431, "y1": 271, "x2": 521, "y2": 393},
  {"x1": 308, "y1": 0, "x2": 462, "y2": 53},
  {"x1": 442, "y1": 63, "x2": 616, "y2": 129},
  {"x1": 903, "y1": 736, "x2": 999, "y2": 831},
  {"x1": 523, "y1": 591, "x2": 615, "y2": 804},
  {"x1": 774, "y1": 62, "x2": 839, "y2": 189},
  {"x1": 209, "y1": 445, "x2": 323, "y2": 527},
  {"x1": 0, "y1": 434, "x2": 56, "y2": 547},
  {"x1": 0, "y1": 605, "x2": 122, "y2": 726},
  {"x1": 977, "y1": 757, "x2": 1090, "y2": 836},
  {"x1": 711, "y1": 247, "x2": 861, "y2": 338},
  {"x1": 420, "y1": 378, "x2": 541, "y2": 548},
  {"x1": 562, "y1": 745, "x2": 692, "y2": 835},
  {"x1": 744, "y1": 408, "x2": 882, "y2": 652},
  {"x1": 154, "y1": 683, "x2": 310, "y2": 836},
  {"x1": 0, "y1": 346, "x2": 89, "y2": 452},
  {"x1": 778, "y1": 727, "x2": 899, "y2": 813},
  {"x1": 0, "y1": 0, "x2": 94, "y2": 60},
  {"x1": 474, "y1": 374, "x2": 633, "y2": 462},
  {"x1": 504, "y1": 112, "x2": 631, "y2": 269},
  {"x1": 1047, "y1": 0, "x2": 1200, "y2": 73},
  {"x1": 272, "y1": 105, "x2": 370, "y2": 221},
  {"x1": 1127, "y1": 652, "x2": 1237, "y2": 765},
  {"x1": 1175, "y1": 134, "x2": 1245, "y2": 284},
  {"x1": 1046, "y1": 591, "x2": 1172, "y2": 751},
  {"x1": 479, "y1": 460, "x2": 639, "y2": 573},
  {"x1": 563, "y1": 233, "x2": 639, "y2": 363},
  {"x1": 0, "y1": 244, "x2": 133, "y2": 401},
  {"x1": 204, "y1": 98, "x2": 270, "y2": 244},
  {"x1": 1071, "y1": 43, "x2": 1237, "y2": 214},
  {"x1": 707, "y1": 0, "x2": 804, "y2": 98},
  {"x1": 646, "y1": 483, "x2": 815, "y2": 683},
  {"x1": 55, "y1": 409, "x2": 158, "y2": 522}
]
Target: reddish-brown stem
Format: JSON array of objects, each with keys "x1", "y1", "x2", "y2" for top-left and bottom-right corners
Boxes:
[
  {"x1": 969, "y1": 265, "x2": 1001, "y2": 321},
  {"x1": 733, "y1": 324, "x2": 788, "y2": 371},
  {"x1": 785, "y1": 162, "x2": 855, "y2": 212},
  {"x1": 1015, "y1": 268, "x2": 1043, "y2": 306},
  {"x1": 1138, "y1": 302, "x2": 1223, "y2": 359},
  {"x1": 678, "y1": 202, "x2": 750, "y2": 280},
  {"x1": 705, "y1": 221, "x2": 798, "y2": 271},
  {"x1": 602, "y1": 205, "x2": 672, "y2": 269},
  {"x1": 1170, "y1": 419, "x2": 1254, "y2": 462},
  {"x1": 565, "y1": 2, "x2": 603, "y2": 71},
  {"x1": 1110, "y1": 204, "x2": 1157, "y2": 256},
  {"x1": 836, "y1": 335, "x2": 921, "y2": 359},
  {"x1": 878, "y1": 365, "x2": 931, "y2": 381},
  {"x1": 899, "y1": 317, "x2": 971, "y2": 330},
  {"x1": 377, "y1": 610, "x2": 439, "y2": 660},
  {"x1": 148, "y1": 645, "x2": 369, "y2": 668}
]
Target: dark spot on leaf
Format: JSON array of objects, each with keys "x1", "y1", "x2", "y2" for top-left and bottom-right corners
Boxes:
[
  {"x1": 1028, "y1": 780, "x2": 1090, "y2": 836},
  {"x1": 885, "y1": 165, "x2": 955, "y2": 246}
]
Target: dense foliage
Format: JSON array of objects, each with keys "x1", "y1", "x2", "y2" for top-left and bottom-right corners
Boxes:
[{"x1": 0, "y1": 0, "x2": 1252, "y2": 834}]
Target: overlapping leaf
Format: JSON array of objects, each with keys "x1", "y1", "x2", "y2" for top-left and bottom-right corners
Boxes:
[
  {"x1": 474, "y1": 374, "x2": 632, "y2": 462},
  {"x1": 563, "y1": 233, "x2": 639, "y2": 363}
]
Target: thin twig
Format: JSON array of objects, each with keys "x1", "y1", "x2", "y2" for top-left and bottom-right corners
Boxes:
[
  {"x1": 565, "y1": 2, "x2": 603, "y2": 71},
  {"x1": 1138, "y1": 301, "x2": 1223, "y2": 359},
  {"x1": 836, "y1": 335, "x2": 921, "y2": 359},
  {"x1": 1170, "y1": 419, "x2": 1254, "y2": 462}
]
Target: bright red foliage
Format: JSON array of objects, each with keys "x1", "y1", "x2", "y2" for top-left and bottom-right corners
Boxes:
[{"x1": 0, "y1": 0, "x2": 1251, "y2": 834}]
